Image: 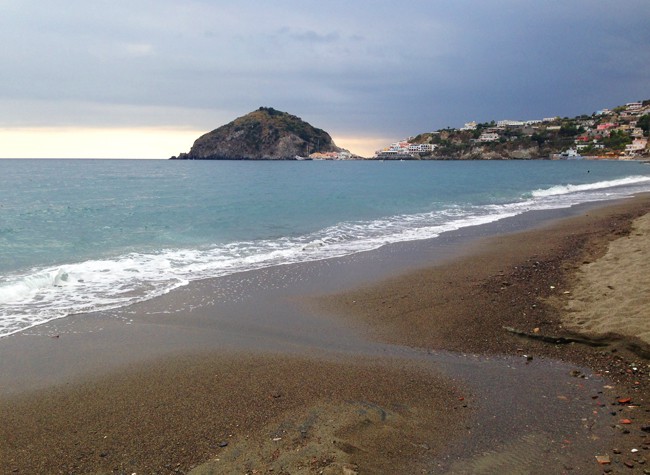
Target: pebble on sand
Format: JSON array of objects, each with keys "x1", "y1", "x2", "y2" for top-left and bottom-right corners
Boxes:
[{"x1": 595, "y1": 454, "x2": 611, "y2": 464}]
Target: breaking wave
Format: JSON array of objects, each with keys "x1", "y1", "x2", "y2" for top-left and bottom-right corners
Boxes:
[{"x1": 2, "y1": 173, "x2": 650, "y2": 337}]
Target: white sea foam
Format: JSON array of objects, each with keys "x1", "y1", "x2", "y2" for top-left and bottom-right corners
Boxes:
[
  {"x1": 1, "y1": 174, "x2": 650, "y2": 337},
  {"x1": 532, "y1": 175, "x2": 650, "y2": 198}
]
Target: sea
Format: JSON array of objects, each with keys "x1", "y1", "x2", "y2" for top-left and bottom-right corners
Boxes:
[{"x1": 1, "y1": 158, "x2": 650, "y2": 338}]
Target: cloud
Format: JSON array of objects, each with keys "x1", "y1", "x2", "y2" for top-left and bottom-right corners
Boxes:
[
  {"x1": 122, "y1": 42, "x2": 155, "y2": 57},
  {"x1": 277, "y1": 27, "x2": 341, "y2": 44},
  {"x1": 0, "y1": 99, "x2": 234, "y2": 130}
]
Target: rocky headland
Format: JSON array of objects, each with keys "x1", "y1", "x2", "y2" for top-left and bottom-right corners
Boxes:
[{"x1": 171, "y1": 107, "x2": 343, "y2": 160}]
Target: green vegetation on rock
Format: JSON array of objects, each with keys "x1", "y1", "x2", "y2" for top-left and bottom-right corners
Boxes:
[{"x1": 172, "y1": 107, "x2": 341, "y2": 160}]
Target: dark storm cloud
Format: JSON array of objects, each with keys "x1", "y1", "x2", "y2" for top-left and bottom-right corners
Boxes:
[{"x1": 0, "y1": 0, "x2": 648, "y2": 139}]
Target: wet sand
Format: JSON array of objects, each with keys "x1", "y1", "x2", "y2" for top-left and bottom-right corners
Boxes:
[
  {"x1": 1, "y1": 195, "x2": 650, "y2": 474},
  {"x1": 319, "y1": 195, "x2": 650, "y2": 473}
]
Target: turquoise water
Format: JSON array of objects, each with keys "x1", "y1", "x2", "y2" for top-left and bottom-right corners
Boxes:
[{"x1": 1, "y1": 159, "x2": 650, "y2": 336}]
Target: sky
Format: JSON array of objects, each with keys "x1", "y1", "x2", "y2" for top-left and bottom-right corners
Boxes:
[{"x1": 0, "y1": 1, "x2": 649, "y2": 158}]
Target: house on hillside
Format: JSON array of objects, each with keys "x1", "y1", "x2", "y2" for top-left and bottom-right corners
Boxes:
[
  {"x1": 631, "y1": 128, "x2": 645, "y2": 138},
  {"x1": 625, "y1": 138, "x2": 648, "y2": 156},
  {"x1": 477, "y1": 132, "x2": 500, "y2": 142},
  {"x1": 497, "y1": 120, "x2": 525, "y2": 127},
  {"x1": 407, "y1": 143, "x2": 437, "y2": 153}
]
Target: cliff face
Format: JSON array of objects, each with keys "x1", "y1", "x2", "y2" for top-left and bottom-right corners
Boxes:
[{"x1": 173, "y1": 107, "x2": 340, "y2": 160}]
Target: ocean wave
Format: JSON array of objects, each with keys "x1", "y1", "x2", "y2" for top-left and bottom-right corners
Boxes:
[
  {"x1": 532, "y1": 176, "x2": 650, "y2": 198},
  {"x1": 2, "y1": 173, "x2": 650, "y2": 337}
]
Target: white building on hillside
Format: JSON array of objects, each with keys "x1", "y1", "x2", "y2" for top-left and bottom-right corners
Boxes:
[
  {"x1": 478, "y1": 132, "x2": 500, "y2": 142},
  {"x1": 625, "y1": 138, "x2": 648, "y2": 155},
  {"x1": 497, "y1": 120, "x2": 525, "y2": 127},
  {"x1": 408, "y1": 143, "x2": 437, "y2": 153}
]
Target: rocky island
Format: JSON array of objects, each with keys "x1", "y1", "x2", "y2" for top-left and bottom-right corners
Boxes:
[{"x1": 171, "y1": 107, "x2": 348, "y2": 160}]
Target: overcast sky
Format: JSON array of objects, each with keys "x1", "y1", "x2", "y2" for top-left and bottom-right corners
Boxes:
[{"x1": 1, "y1": 0, "x2": 649, "y2": 158}]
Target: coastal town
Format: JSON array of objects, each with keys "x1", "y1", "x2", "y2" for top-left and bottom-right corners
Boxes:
[{"x1": 374, "y1": 99, "x2": 650, "y2": 160}]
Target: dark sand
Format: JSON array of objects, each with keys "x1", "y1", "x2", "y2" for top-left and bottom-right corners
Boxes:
[{"x1": 2, "y1": 196, "x2": 650, "y2": 474}]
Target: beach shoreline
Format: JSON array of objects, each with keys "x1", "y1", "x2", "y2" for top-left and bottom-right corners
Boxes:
[{"x1": 1, "y1": 195, "x2": 650, "y2": 473}]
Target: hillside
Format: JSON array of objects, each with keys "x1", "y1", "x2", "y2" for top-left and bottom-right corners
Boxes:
[
  {"x1": 376, "y1": 99, "x2": 650, "y2": 160},
  {"x1": 171, "y1": 108, "x2": 342, "y2": 160}
]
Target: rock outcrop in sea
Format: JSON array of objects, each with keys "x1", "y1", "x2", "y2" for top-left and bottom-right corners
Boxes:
[{"x1": 171, "y1": 107, "x2": 342, "y2": 160}]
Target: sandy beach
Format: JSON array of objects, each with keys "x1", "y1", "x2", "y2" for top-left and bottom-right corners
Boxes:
[
  {"x1": 563, "y1": 213, "x2": 650, "y2": 347},
  {"x1": 1, "y1": 196, "x2": 650, "y2": 474}
]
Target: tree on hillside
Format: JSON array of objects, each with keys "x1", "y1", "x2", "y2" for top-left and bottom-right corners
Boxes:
[
  {"x1": 559, "y1": 122, "x2": 583, "y2": 137},
  {"x1": 531, "y1": 133, "x2": 548, "y2": 146},
  {"x1": 602, "y1": 130, "x2": 632, "y2": 151},
  {"x1": 638, "y1": 114, "x2": 650, "y2": 136}
]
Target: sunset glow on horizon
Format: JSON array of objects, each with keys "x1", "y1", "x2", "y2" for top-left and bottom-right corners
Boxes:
[{"x1": 0, "y1": 127, "x2": 389, "y2": 159}]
